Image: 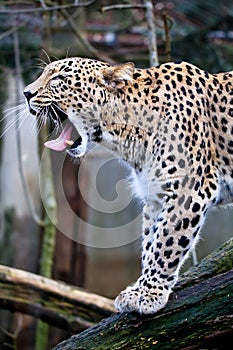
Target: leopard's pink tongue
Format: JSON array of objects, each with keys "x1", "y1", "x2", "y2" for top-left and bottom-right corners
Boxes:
[{"x1": 44, "y1": 124, "x2": 73, "y2": 151}]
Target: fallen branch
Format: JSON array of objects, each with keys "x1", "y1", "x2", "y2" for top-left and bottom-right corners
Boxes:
[{"x1": 0, "y1": 265, "x2": 115, "y2": 332}]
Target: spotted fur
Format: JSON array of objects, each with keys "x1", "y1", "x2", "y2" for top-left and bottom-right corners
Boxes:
[{"x1": 24, "y1": 58, "x2": 233, "y2": 314}]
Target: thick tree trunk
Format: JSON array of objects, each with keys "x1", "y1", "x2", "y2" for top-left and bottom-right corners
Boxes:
[
  {"x1": 52, "y1": 239, "x2": 233, "y2": 350},
  {"x1": 52, "y1": 271, "x2": 233, "y2": 350}
]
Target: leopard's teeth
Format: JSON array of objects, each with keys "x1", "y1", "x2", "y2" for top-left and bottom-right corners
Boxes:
[{"x1": 65, "y1": 140, "x2": 74, "y2": 146}]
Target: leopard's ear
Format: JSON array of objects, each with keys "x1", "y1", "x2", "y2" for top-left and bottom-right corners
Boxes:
[{"x1": 97, "y1": 62, "x2": 135, "y2": 90}]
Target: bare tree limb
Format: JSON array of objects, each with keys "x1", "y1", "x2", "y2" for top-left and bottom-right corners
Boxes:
[
  {"x1": 59, "y1": 8, "x2": 116, "y2": 64},
  {"x1": 39, "y1": 0, "x2": 47, "y2": 9},
  {"x1": 100, "y1": 4, "x2": 146, "y2": 12},
  {"x1": 0, "y1": 264, "x2": 115, "y2": 332},
  {"x1": 0, "y1": 23, "x2": 25, "y2": 41},
  {"x1": 143, "y1": 0, "x2": 159, "y2": 66}
]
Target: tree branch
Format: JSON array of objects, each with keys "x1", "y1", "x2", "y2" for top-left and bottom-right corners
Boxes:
[
  {"x1": 143, "y1": 0, "x2": 159, "y2": 66},
  {"x1": 0, "y1": 265, "x2": 115, "y2": 332},
  {"x1": 59, "y1": 8, "x2": 116, "y2": 64},
  {"x1": 100, "y1": 4, "x2": 146, "y2": 12}
]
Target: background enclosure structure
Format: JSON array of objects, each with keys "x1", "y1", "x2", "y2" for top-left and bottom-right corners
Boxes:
[{"x1": 0, "y1": 0, "x2": 233, "y2": 349}]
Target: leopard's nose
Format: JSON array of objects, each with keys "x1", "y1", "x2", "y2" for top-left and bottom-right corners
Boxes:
[{"x1": 24, "y1": 89, "x2": 37, "y2": 102}]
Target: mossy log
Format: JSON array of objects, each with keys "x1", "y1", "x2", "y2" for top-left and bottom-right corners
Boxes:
[
  {"x1": 0, "y1": 264, "x2": 115, "y2": 332},
  {"x1": 52, "y1": 239, "x2": 233, "y2": 350},
  {"x1": 0, "y1": 239, "x2": 233, "y2": 348}
]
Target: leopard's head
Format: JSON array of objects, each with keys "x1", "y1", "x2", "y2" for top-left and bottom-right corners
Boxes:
[{"x1": 24, "y1": 57, "x2": 135, "y2": 157}]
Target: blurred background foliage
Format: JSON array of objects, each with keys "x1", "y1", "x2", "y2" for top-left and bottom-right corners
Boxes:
[
  {"x1": 0, "y1": 0, "x2": 233, "y2": 72},
  {"x1": 0, "y1": 0, "x2": 233, "y2": 349}
]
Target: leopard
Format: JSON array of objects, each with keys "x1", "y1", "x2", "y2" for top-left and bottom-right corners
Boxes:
[{"x1": 24, "y1": 57, "x2": 233, "y2": 314}]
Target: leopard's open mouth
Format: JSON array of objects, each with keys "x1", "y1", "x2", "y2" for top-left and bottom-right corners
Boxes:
[{"x1": 44, "y1": 104, "x2": 82, "y2": 155}]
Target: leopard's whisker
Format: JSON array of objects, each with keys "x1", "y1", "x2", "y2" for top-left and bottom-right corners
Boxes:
[{"x1": 0, "y1": 104, "x2": 28, "y2": 139}]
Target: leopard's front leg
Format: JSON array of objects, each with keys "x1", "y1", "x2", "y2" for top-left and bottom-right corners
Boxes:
[{"x1": 115, "y1": 176, "x2": 217, "y2": 314}]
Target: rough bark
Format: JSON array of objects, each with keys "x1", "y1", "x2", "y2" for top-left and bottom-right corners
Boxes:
[
  {"x1": 52, "y1": 271, "x2": 233, "y2": 350},
  {"x1": 52, "y1": 238, "x2": 233, "y2": 349}
]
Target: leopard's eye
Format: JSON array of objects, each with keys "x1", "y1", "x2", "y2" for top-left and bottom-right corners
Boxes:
[{"x1": 49, "y1": 75, "x2": 65, "y2": 87}]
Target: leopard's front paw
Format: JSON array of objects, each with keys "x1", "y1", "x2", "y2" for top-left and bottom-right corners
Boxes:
[{"x1": 114, "y1": 285, "x2": 169, "y2": 314}]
